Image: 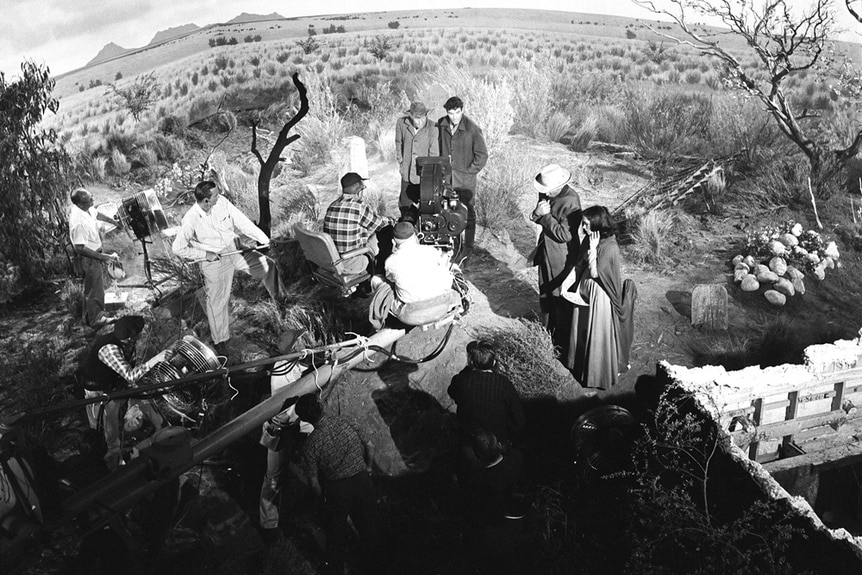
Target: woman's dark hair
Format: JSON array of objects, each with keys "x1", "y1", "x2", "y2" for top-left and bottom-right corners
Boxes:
[
  {"x1": 466, "y1": 340, "x2": 496, "y2": 370},
  {"x1": 294, "y1": 393, "x2": 323, "y2": 425},
  {"x1": 193, "y1": 180, "x2": 217, "y2": 202},
  {"x1": 582, "y1": 206, "x2": 615, "y2": 238}
]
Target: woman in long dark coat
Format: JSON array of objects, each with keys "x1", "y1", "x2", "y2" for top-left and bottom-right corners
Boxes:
[
  {"x1": 530, "y1": 164, "x2": 582, "y2": 366},
  {"x1": 560, "y1": 206, "x2": 636, "y2": 390}
]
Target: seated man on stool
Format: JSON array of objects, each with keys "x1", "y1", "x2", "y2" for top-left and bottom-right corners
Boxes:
[
  {"x1": 369, "y1": 221, "x2": 458, "y2": 330},
  {"x1": 324, "y1": 172, "x2": 395, "y2": 276}
]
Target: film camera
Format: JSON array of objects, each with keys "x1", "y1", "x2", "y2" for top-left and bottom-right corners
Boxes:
[{"x1": 414, "y1": 156, "x2": 468, "y2": 254}]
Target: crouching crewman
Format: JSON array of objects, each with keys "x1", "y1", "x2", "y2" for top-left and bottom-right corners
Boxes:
[{"x1": 368, "y1": 221, "x2": 462, "y2": 329}]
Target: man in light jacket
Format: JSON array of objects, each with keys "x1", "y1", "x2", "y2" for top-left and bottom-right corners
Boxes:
[{"x1": 395, "y1": 101, "x2": 438, "y2": 222}]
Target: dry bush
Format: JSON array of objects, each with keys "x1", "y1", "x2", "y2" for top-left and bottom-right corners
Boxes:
[
  {"x1": 429, "y1": 59, "x2": 514, "y2": 153},
  {"x1": 149, "y1": 255, "x2": 203, "y2": 288},
  {"x1": 627, "y1": 208, "x2": 676, "y2": 265},
  {"x1": 109, "y1": 148, "x2": 131, "y2": 175},
  {"x1": 477, "y1": 144, "x2": 546, "y2": 235},
  {"x1": 60, "y1": 279, "x2": 85, "y2": 320},
  {"x1": 568, "y1": 115, "x2": 598, "y2": 152},
  {"x1": 374, "y1": 123, "x2": 397, "y2": 162},
  {"x1": 207, "y1": 154, "x2": 258, "y2": 219},
  {"x1": 508, "y1": 52, "x2": 557, "y2": 139},
  {"x1": 131, "y1": 145, "x2": 158, "y2": 168},
  {"x1": 295, "y1": 74, "x2": 351, "y2": 174},
  {"x1": 477, "y1": 318, "x2": 565, "y2": 399},
  {"x1": 545, "y1": 111, "x2": 572, "y2": 144},
  {"x1": 620, "y1": 90, "x2": 712, "y2": 160}
]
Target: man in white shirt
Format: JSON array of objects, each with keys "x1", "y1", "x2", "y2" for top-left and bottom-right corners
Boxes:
[
  {"x1": 368, "y1": 221, "x2": 456, "y2": 329},
  {"x1": 69, "y1": 188, "x2": 121, "y2": 327},
  {"x1": 172, "y1": 180, "x2": 282, "y2": 353}
]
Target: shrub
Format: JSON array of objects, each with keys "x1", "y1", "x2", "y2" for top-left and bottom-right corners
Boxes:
[
  {"x1": 131, "y1": 145, "x2": 158, "y2": 168},
  {"x1": 620, "y1": 90, "x2": 712, "y2": 160},
  {"x1": 477, "y1": 318, "x2": 566, "y2": 399},
  {"x1": 627, "y1": 208, "x2": 675, "y2": 264},
  {"x1": 369, "y1": 36, "x2": 393, "y2": 61},
  {"x1": 296, "y1": 36, "x2": 320, "y2": 55},
  {"x1": 507, "y1": 52, "x2": 557, "y2": 139},
  {"x1": 626, "y1": 29, "x2": 637, "y2": 39},
  {"x1": 430, "y1": 60, "x2": 514, "y2": 153},
  {"x1": 476, "y1": 144, "x2": 546, "y2": 236},
  {"x1": 109, "y1": 148, "x2": 131, "y2": 175},
  {"x1": 388, "y1": 20, "x2": 400, "y2": 29},
  {"x1": 294, "y1": 74, "x2": 350, "y2": 174}
]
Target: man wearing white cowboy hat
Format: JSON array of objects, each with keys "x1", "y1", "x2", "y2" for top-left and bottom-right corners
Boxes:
[
  {"x1": 530, "y1": 164, "x2": 582, "y2": 366},
  {"x1": 395, "y1": 101, "x2": 438, "y2": 222}
]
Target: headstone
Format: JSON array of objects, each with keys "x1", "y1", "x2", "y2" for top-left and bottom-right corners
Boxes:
[
  {"x1": 691, "y1": 284, "x2": 728, "y2": 330},
  {"x1": 345, "y1": 136, "x2": 368, "y2": 179}
]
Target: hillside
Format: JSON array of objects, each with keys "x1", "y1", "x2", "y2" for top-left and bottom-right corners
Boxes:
[
  {"x1": 149, "y1": 23, "x2": 200, "y2": 45},
  {"x1": 225, "y1": 12, "x2": 286, "y2": 24},
  {"x1": 85, "y1": 42, "x2": 131, "y2": 67}
]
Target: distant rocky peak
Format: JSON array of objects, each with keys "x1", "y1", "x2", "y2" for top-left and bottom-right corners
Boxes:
[{"x1": 149, "y1": 23, "x2": 200, "y2": 46}]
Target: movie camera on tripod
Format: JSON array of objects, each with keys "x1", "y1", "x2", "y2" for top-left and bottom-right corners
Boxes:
[{"x1": 414, "y1": 156, "x2": 468, "y2": 257}]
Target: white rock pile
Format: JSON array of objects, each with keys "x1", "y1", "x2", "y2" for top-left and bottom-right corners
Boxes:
[{"x1": 732, "y1": 223, "x2": 841, "y2": 306}]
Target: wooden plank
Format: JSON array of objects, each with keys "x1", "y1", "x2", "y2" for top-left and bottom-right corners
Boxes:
[
  {"x1": 763, "y1": 441, "x2": 862, "y2": 474},
  {"x1": 798, "y1": 390, "x2": 836, "y2": 403},
  {"x1": 748, "y1": 398, "x2": 764, "y2": 461},
  {"x1": 753, "y1": 410, "x2": 847, "y2": 442},
  {"x1": 691, "y1": 284, "x2": 728, "y2": 330},
  {"x1": 763, "y1": 399, "x2": 791, "y2": 411}
]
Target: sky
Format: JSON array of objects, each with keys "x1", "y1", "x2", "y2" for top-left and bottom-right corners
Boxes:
[{"x1": 1, "y1": 0, "x2": 859, "y2": 79}]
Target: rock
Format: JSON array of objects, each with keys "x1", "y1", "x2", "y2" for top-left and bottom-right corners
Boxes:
[
  {"x1": 792, "y1": 277, "x2": 806, "y2": 295},
  {"x1": 806, "y1": 252, "x2": 820, "y2": 265},
  {"x1": 768, "y1": 256, "x2": 787, "y2": 276},
  {"x1": 734, "y1": 262, "x2": 750, "y2": 272},
  {"x1": 734, "y1": 268, "x2": 749, "y2": 282},
  {"x1": 774, "y1": 278, "x2": 795, "y2": 297},
  {"x1": 768, "y1": 240, "x2": 786, "y2": 256},
  {"x1": 764, "y1": 290, "x2": 786, "y2": 306},
  {"x1": 785, "y1": 265, "x2": 804, "y2": 281},
  {"x1": 755, "y1": 264, "x2": 770, "y2": 276},
  {"x1": 732, "y1": 254, "x2": 744, "y2": 266},
  {"x1": 824, "y1": 241, "x2": 839, "y2": 260},
  {"x1": 743, "y1": 255, "x2": 757, "y2": 269},
  {"x1": 791, "y1": 222, "x2": 803, "y2": 236},
  {"x1": 741, "y1": 275, "x2": 760, "y2": 292},
  {"x1": 793, "y1": 246, "x2": 808, "y2": 257},
  {"x1": 822, "y1": 256, "x2": 834, "y2": 270},
  {"x1": 779, "y1": 233, "x2": 799, "y2": 247},
  {"x1": 756, "y1": 270, "x2": 779, "y2": 284},
  {"x1": 813, "y1": 265, "x2": 826, "y2": 281}
]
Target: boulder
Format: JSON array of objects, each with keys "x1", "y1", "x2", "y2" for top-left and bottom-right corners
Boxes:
[
  {"x1": 764, "y1": 290, "x2": 786, "y2": 306},
  {"x1": 774, "y1": 278, "x2": 795, "y2": 297},
  {"x1": 768, "y1": 257, "x2": 787, "y2": 276},
  {"x1": 822, "y1": 256, "x2": 834, "y2": 270},
  {"x1": 756, "y1": 270, "x2": 779, "y2": 284},
  {"x1": 785, "y1": 265, "x2": 804, "y2": 281},
  {"x1": 768, "y1": 240, "x2": 786, "y2": 256},
  {"x1": 742, "y1": 255, "x2": 757, "y2": 269},
  {"x1": 779, "y1": 233, "x2": 799, "y2": 247},
  {"x1": 806, "y1": 252, "x2": 820, "y2": 265},
  {"x1": 791, "y1": 222, "x2": 803, "y2": 236},
  {"x1": 793, "y1": 246, "x2": 809, "y2": 257},
  {"x1": 734, "y1": 262, "x2": 750, "y2": 272},
  {"x1": 792, "y1": 277, "x2": 806, "y2": 295},
  {"x1": 812, "y1": 265, "x2": 826, "y2": 281},
  {"x1": 734, "y1": 268, "x2": 749, "y2": 282},
  {"x1": 824, "y1": 241, "x2": 839, "y2": 260},
  {"x1": 741, "y1": 275, "x2": 760, "y2": 292},
  {"x1": 731, "y1": 254, "x2": 744, "y2": 266},
  {"x1": 755, "y1": 264, "x2": 770, "y2": 276}
]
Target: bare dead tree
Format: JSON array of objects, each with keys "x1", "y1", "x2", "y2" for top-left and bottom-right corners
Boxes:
[
  {"x1": 632, "y1": 0, "x2": 862, "y2": 184},
  {"x1": 250, "y1": 73, "x2": 308, "y2": 236},
  {"x1": 847, "y1": 0, "x2": 862, "y2": 23}
]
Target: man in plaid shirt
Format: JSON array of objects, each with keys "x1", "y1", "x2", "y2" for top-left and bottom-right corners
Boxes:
[{"x1": 323, "y1": 172, "x2": 394, "y2": 274}]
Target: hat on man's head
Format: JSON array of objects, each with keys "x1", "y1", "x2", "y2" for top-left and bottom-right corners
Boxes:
[
  {"x1": 113, "y1": 315, "x2": 145, "y2": 340},
  {"x1": 393, "y1": 221, "x2": 417, "y2": 242},
  {"x1": 340, "y1": 172, "x2": 367, "y2": 190},
  {"x1": 533, "y1": 164, "x2": 572, "y2": 195},
  {"x1": 406, "y1": 101, "x2": 428, "y2": 116}
]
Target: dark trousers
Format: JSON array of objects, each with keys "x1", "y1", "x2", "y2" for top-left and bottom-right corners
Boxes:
[
  {"x1": 455, "y1": 187, "x2": 476, "y2": 248},
  {"x1": 399, "y1": 181, "x2": 420, "y2": 223},
  {"x1": 322, "y1": 472, "x2": 377, "y2": 574},
  {"x1": 80, "y1": 255, "x2": 105, "y2": 326}
]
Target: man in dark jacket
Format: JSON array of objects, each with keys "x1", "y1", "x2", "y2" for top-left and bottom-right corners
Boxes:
[
  {"x1": 80, "y1": 315, "x2": 167, "y2": 469},
  {"x1": 395, "y1": 101, "x2": 438, "y2": 222},
  {"x1": 438, "y1": 96, "x2": 488, "y2": 257},
  {"x1": 530, "y1": 164, "x2": 582, "y2": 367}
]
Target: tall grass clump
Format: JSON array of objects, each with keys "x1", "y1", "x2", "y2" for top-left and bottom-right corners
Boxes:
[
  {"x1": 507, "y1": 52, "x2": 557, "y2": 139},
  {"x1": 627, "y1": 208, "x2": 675, "y2": 264},
  {"x1": 477, "y1": 144, "x2": 545, "y2": 235},
  {"x1": 429, "y1": 59, "x2": 514, "y2": 153},
  {"x1": 109, "y1": 148, "x2": 131, "y2": 175},
  {"x1": 295, "y1": 74, "x2": 351, "y2": 174},
  {"x1": 620, "y1": 90, "x2": 712, "y2": 160},
  {"x1": 477, "y1": 318, "x2": 565, "y2": 399}
]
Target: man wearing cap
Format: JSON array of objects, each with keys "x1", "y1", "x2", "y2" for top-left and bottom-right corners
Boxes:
[
  {"x1": 323, "y1": 173, "x2": 395, "y2": 274},
  {"x1": 172, "y1": 180, "x2": 281, "y2": 354},
  {"x1": 395, "y1": 101, "x2": 438, "y2": 222},
  {"x1": 368, "y1": 221, "x2": 456, "y2": 329},
  {"x1": 69, "y1": 188, "x2": 121, "y2": 327},
  {"x1": 438, "y1": 96, "x2": 488, "y2": 258},
  {"x1": 79, "y1": 315, "x2": 169, "y2": 469},
  {"x1": 530, "y1": 164, "x2": 582, "y2": 365}
]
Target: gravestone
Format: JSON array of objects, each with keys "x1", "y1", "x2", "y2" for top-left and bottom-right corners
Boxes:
[
  {"x1": 691, "y1": 284, "x2": 728, "y2": 330},
  {"x1": 334, "y1": 136, "x2": 368, "y2": 179}
]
